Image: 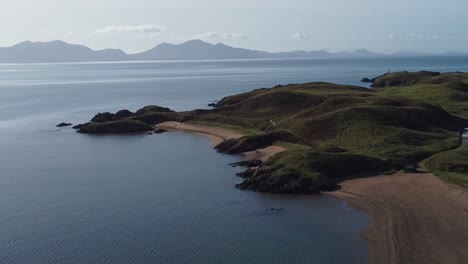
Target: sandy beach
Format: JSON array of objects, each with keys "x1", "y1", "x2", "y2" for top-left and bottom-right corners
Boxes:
[
  {"x1": 330, "y1": 171, "x2": 468, "y2": 264},
  {"x1": 155, "y1": 122, "x2": 286, "y2": 161}
]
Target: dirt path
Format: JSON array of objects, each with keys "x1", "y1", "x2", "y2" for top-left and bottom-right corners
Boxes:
[{"x1": 329, "y1": 171, "x2": 468, "y2": 264}]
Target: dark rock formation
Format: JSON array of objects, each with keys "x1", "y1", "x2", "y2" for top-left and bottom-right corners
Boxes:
[
  {"x1": 132, "y1": 113, "x2": 174, "y2": 125},
  {"x1": 230, "y1": 160, "x2": 262, "y2": 168},
  {"x1": 72, "y1": 123, "x2": 86, "y2": 129},
  {"x1": 153, "y1": 129, "x2": 168, "y2": 134},
  {"x1": 215, "y1": 130, "x2": 299, "y2": 154},
  {"x1": 114, "y1": 109, "x2": 134, "y2": 120},
  {"x1": 91, "y1": 112, "x2": 115, "y2": 123},
  {"x1": 77, "y1": 120, "x2": 153, "y2": 134},
  {"x1": 56, "y1": 122, "x2": 72, "y2": 127},
  {"x1": 361, "y1": 77, "x2": 372, "y2": 83},
  {"x1": 235, "y1": 167, "x2": 321, "y2": 194},
  {"x1": 135, "y1": 105, "x2": 174, "y2": 116}
]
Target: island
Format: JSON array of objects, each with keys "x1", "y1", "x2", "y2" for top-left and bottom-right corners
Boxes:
[{"x1": 75, "y1": 71, "x2": 468, "y2": 264}]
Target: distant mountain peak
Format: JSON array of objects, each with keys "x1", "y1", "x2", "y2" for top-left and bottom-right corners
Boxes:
[
  {"x1": 12, "y1": 40, "x2": 34, "y2": 47},
  {"x1": 180, "y1": 39, "x2": 214, "y2": 47},
  {"x1": 1, "y1": 39, "x2": 467, "y2": 63}
]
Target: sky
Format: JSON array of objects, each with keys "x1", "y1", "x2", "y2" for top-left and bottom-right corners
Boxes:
[{"x1": 1, "y1": 0, "x2": 467, "y2": 54}]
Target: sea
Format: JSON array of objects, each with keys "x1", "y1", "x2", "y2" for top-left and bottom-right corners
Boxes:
[{"x1": 1, "y1": 56, "x2": 468, "y2": 264}]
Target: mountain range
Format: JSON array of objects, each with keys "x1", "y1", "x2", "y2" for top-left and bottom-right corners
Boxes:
[{"x1": 0, "y1": 39, "x2": 466, "y2": 63}]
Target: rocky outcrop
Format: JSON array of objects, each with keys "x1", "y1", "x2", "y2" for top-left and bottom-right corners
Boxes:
[
  {"x1": 77, "y1": 120, "x2": 153, "y2": 134},
  {"x1": 153, "y1": 129, "x2": 168, "y2": 134},
  {"x1": 114, "y1": 109, "x2": 134, "y2": 120},
  {"x1": 135, "y1": 105, "x2": 174, "y2": 115},
  {"x1": 230, "y1": 159, "x2": 262, "y2": 168},
  {"x1": 72, "y1": 124, "x2": 85, "y2": 129},
  {"x1": 91, "y1": 112, "x2": 115, "y2": 123},
  {"x1": 235, "y1": 166, "x2": 321, "y2": 194},
  {"x1": 215, "y1": 130, "x2": 299, "y2": 154},
  {"x1": 56, "y1": 122, "x2": 72, "y2": 127}
]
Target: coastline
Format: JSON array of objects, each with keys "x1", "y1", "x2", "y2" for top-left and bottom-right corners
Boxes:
[
  {"x1": 328, "y1": 172, "x2": 468, "y2": 264},
  {"x1": 159, "y1": 121, "x2": 468, "y2": 264},
  {"x1": 156, "y1": 121, "x2": 286, "y2": 161},
  {"x1": 161, "y1": 122, "x2": 468, "y2": 264}
]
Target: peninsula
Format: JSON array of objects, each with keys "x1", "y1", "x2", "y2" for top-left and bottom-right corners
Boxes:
[{"x1": 75, "y1": 71, "x2": 468, "y2": 263}]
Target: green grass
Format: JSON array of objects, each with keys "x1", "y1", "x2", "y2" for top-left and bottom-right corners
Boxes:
[
  {"x1": 183, "y1": 77, "x2": 467, "y2": 185},
  {"x1": 426, "y1": 144, "x2": 468, "y2": 187},
  {"x1": 430, "y1": 171, "x2": 468, "y2": 188},
  {"x1": 266, "y1": 150, "x2": 395, "y2": 179},
  {"x1": 376, "y1": 72, "x2": 468, "y2": 118},
  {"x1": 274, "y1": 141, "x2": 311, "y2": 151}
]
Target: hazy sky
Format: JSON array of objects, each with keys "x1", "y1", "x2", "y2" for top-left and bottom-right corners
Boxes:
[{"x1": 1, "y1": 0, "x2": 467, "y2": 53}]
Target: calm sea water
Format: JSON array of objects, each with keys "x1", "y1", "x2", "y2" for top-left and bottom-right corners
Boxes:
[{"x1": 1, "y1": 57, "x2": 468, "y2": 263}]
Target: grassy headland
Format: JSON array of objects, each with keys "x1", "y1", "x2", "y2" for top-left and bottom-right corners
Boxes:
[{"x1": 75, "y1": 71, "x2": 468, "y2": 193}]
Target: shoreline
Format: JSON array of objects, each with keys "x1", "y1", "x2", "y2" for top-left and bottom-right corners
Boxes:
[
  {"x1": 156, "y1": 121, "x2": 286, "y2": 161},
  {"x1": 157, "y1": 121, "x2": 468, "y2": 264},
  {"x1": 328, "y1": 172, "x2": 468, "y2": 264}
]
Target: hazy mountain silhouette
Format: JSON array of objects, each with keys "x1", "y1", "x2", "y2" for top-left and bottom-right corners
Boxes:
[
  {"x1": 0, "y1": 39, "x2": 466, "y2": 63},
  {"x1": 0, "y1": 40, "x2": 127, "y2": 63},
  {"x1": 130, "y1": 40, "x2": 271, "y2": 60}
]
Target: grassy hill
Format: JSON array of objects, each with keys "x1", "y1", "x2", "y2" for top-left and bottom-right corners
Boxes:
[
  {"x1": 77, "y1": 72, "x2": 468, "y2": 193},
  {"x1": 376, "y1": 71, "x2": 468, "y2": 118}
]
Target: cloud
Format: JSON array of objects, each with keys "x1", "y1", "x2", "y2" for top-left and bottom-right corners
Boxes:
[
  {"x1": 193, "y1": 32, "x2": 250, "y2": 40},
  {"x1": 221, "y1": 33, "x2": 250, "y2": 39},
  {"x1": 194, "y1": 32, "x2": 220, "y2": 39},
  {"x1": 291, "y1": 33, "x2": 309, "y2": 40},
  {"x1": 93, "y1": 24, "x2": 166, "y2": 35},
  {"x1": 387, "y1": 33, "x2": 440, "y2": 41}
]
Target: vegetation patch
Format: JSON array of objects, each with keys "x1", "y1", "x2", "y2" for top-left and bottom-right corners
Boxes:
[
  {"x1": 215, "y1": 130, "x2": 300, "y2": 154},
  {"x1": 426, "y1": 145, "x2": 468, "y2": 187},
  {"x1": 236, "y1": 150, "x2": 396, "y2": 194}
]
